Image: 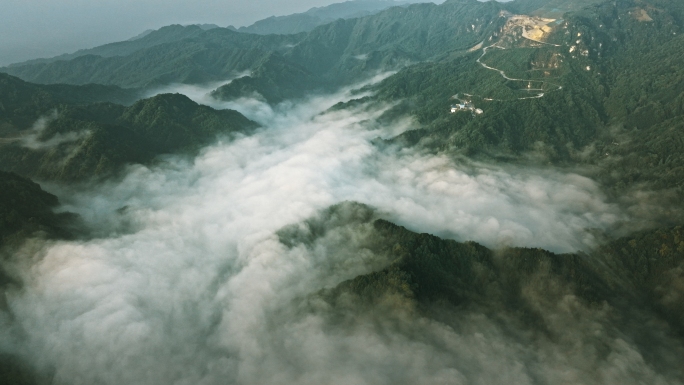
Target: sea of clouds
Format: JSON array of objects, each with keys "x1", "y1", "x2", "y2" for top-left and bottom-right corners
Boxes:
[{"x1": 2, "y1": 76, "x2": 680, "y2": 385}]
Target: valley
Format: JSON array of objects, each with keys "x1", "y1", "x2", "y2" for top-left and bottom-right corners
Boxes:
[{"x1": 0, "y1": 0, "x2": 683, "y2": 384}]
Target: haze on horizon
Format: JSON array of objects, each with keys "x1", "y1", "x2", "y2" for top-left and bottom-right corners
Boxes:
[{"x1": 0, "y1": 0, "x2": 440, "y2": 67}]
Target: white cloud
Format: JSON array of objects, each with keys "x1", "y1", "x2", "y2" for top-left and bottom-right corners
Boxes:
[
  {"x1": 19, "y1": 111, "x2": 91, "y2": 150},
  {"x1": 3, "y1": 79, "x2": 677, "y2": 385}
]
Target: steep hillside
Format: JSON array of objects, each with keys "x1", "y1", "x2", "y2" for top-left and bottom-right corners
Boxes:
[
  {"x1": 7, "y1": 2, "x2": 416, "y2": 70},
  {"x1": 1, "y1": 28, "x2": 301, "y2": 88},
  {"x1": 285, "y1": 0, "x2": 505, "y2": 80},
  {"x1": 238, "y1": 0, "x2": 415, "y2": 35},
  {"x1": 1, "y1": 1, "x2": 684, "y2": 383},
  {"x1": 0, "y1": 171, "x2": 73, "y2": 249},
  {"x1": 0, "y1": 171, "x2": 75, "y2": 292},
  {"x1": 0, "y1": 73, "x2": 140, "y2": 133},
  {"x1": 210, "y1": 52, "x2": 323, "y2": 103},
  {"x1": 0, "y1": 0, "x2": 504, "y2": 96},
  {"x1": 361, "y1": 0, "x2": 684, "y2": 203},
  {"x1": 0, "y1": 80, "x2": 257, "y2": 182},
  {"x1": 7, "y1": 25, "x2": 214, "y2": 67},
  {"x1": 280, "y1": 203, "x2": 684, "y2": 381}
]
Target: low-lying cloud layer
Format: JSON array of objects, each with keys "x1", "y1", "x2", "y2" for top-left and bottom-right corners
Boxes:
[
  {"x1": 3, "y1": 79, "x2": 676, "y2": 385},
  {"x1": 19, "y1": 111, "x2": 90, "y2": 150}
]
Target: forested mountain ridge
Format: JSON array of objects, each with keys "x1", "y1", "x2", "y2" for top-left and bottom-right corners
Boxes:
[
  {"x1": 1, "y1": 0, "x2": 684, "y2": 383},
  {"x1": 2, "y1": 0, "x2": 683, "y2": 240},
  {"x1": 286, "y1": 0, "x2": 504, "y2": 81},
  {"x1": 237, "y1": 0, "x2": 416, "y2": 35},
  {"x1": 0, "y1": 73, "x2": 141, "y2": 132},
  {"x1": 355, "y1": 0, "x2": 684, "y2": 207},
  {"x1": 5, "y1": 24, "x2": 217, "y2": 68},
  {"x1": 0, "y1": 29, "x2": 302, "y2": 88},
  {"x1": 210, "y1": 52, "x2": 323, "y2": 103},
  {"x1": 0, "y1": 171, "x2": 76, "y2": 291},
  {"x1": 0, "y1": 0, "x2": 505, "y2": 97},
  {"x1": 0, "y1": 172, "x2": 73, "y2": 248},
  {"x1": 6, "y1": 1, "x2": 416, "y2": 69},
  {"x1": 0, "y1": 75, "x2": 257, "y2": 182},
  {"x1": 279, "y1": 203, "x2": 684, "y2": 380},
  {"x1": 2, "y1": 0, "x2": 682, "y2": 238}
]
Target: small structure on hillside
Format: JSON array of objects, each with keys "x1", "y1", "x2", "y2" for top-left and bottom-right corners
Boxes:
[
  {"x1": 450, "y1": 101, "x2": 482, "y2": 115},
  {"x1": 450, "y1": 101, "x2": 473, "y2": 112}
]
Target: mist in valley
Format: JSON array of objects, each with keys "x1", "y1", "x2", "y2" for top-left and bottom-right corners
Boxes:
[{"x1": 1, "y1": 76, "x2": 680, "y2": 385}]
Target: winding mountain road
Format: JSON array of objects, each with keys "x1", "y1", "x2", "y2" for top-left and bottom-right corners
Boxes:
[{"x1": 472, "y1": 44, "x2": 563, "y2": 101}]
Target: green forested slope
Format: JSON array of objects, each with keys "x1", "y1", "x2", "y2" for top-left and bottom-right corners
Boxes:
[
  {"x1": 0, "y1": 1, "x2": 683, "y2": 378},
  {"x1": 0, "y1": 73, "x2": 140, "y2": 132},
  {"x1": 0, "y1": 0, "x2": 505, "y2": 97},
  {"x1": 3, "y1": 0, "x2": 683, "y2": 198},
  {"x1": 0, "y1": 171, "x2": 71, "y2": 247},
  {"x1": 0, "y1": 78, "x2": 257, "y2": 181},
  {"x1": 118, "y1": 93, "x2": 257, "y2": 153},
  {"x1": 0, "y1": 175, "x2": 75, "y2": 385},
  {"x1": 279, "y1": 203, "x2": 684, "y2": 376},
  {"x1": 286, "y1": 0, "x2": 505, "y2": 82},
  {"x1": 7, "y1": 1, "x2": 413, "y2": 69},
  {"x1": 334, "y1": 218, "x2": 683, "y2": 326},
  {"x1": 1, "y1": 28, "x2": 301, "y2": 88},
  {"x1": 362, "y1": 0, "x2": 684, "y2": 202},
  {"x1": 374, "y1": 49, "x2": 604, "y2": 157},
  {"x1": 238, "y1": 0, "x2": 413, "y2": 35},
  {"x1": 7, "y1": 24, "x2": 214, "y2": 67},
  {"x1": 211, "y1": 52, "x2": 323, "y2": 103}
]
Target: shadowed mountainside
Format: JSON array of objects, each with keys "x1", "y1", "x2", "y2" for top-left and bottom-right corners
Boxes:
[
  {"x1": 0, "y1": 74, "x2": 257, "y2": 182},
  {"x1": 1, "y1": 0, "x2": 506, "y2": 104},
  {"x1": 356, "y1": 0, "x2": 684, "y2": 210},
  {"x1": 279, "y1": 203, "x2": 684, "y2": 380}
]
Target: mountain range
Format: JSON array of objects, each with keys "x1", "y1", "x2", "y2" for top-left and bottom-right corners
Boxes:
[
  {"x1": 1, "y1": 0, "x2": 683, "y2": 383},
  {"x1": 235, "y1": 0, "x2": 420, "y2": 35}
]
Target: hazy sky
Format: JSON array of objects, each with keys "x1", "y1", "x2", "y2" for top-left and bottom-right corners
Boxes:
[{"x1": 0, "y1": 0, "x2": 418, "y2": 66}]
